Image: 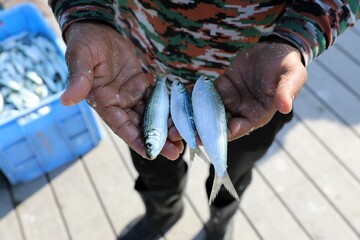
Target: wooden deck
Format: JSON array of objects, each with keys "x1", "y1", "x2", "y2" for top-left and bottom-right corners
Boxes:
[{"x1": 1, "y1": 1, "x2": 360, "y2": 240}]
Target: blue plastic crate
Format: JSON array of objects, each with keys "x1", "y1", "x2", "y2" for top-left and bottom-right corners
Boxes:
[
  {"x1": 0, "y1": 2, "x2": 64, "y2": 52},
  {"x1": 0, "y1": 3, "x2": 103, "y2": 184}
]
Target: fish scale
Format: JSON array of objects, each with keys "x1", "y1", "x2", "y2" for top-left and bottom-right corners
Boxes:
[
  {"x1": 143, "y1": 75, "x2": 170, "y2": 160},
  {"x1": 192, "y1": 75, "x2": 240, "y2": 205},
  {"x1": 170, "y1": 79, "x2": 209, "y2": 164},
  {"x1": 0, "y1": 33, "x2": 67, "y2": 120}
]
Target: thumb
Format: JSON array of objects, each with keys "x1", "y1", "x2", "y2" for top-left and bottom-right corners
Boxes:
[
  {"x1": 275, "y1": 65, "x2": 307, "y2": 114},
  {"x1": 61, "y1": 43, "x2": 94, "y2": 106}
]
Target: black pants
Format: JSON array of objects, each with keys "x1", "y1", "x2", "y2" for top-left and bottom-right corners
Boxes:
[{"x1": 130, "y1": 112, "x2": 293, "y2": 207}]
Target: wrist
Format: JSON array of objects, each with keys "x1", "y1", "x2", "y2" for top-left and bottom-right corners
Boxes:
[
  {"x1": 64, "y1": 20, "x2": 117, "y2": 43},
  {"x1": 259, "y1": 35, "x2": 304, "y2": 65}
]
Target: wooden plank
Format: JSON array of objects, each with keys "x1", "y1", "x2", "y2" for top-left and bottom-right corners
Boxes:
[
  {"x1": 162, "y1": 147, "x2": 204, "y2": 239},
  {"x1": 0, "y1": 176, "x2": 23, "y2": 240},
  {"x1": 232, "y1": 209, "x2": 262, "y2": 240},
  {"x1": 314, "y1": 169, "x2": 360, "y2": 233},
  {"x1": 354, "y1": 22, "x2": 360, "y2": 32},
  {"x1": 81, "y1": 124, "x2": 144, "y2": 236},
  {"x1": 277, "y1": 118, "x2": 360, "y2": 234},
  {"x1": 49, "y1": 159, "x2": 114, "y2": 240},
  {"x1": 109, "y1": 130, "x2": 258, "y2": 239},
  {"x1": 184, "y1": 148, "x2": 261, "y2": 240},
  {"x1": 257, "y1": 143, "x2": 359, "y2": 239},
  {"x1": 335, "y1": 28, "x2": 360, "y2": 63},
  {"x1": 269, "y1": 27, "x2": 360, "y2": 237},
  {"x1": 107, "y1": 127, "x2": 138, "y2": 179},
  {"x1": 305, "y1": 62, "x2": 360, "y2": 134},
  {"x1": 277, "y1": 116, "x2": 356, "y2": 179},
  {"x1": 165, "y1": 198, "x2": 203, "y2": 240},
  {"x1": 293, "y1": 87, "x2": 360, "y2": 180},
  {"x1": 184, "y1": 147, "x2": 210, "y2": 222},
  {"x1": 241, "y1": 170, "x2": 310, "y2": 240},
  {"x1": 353, "y1": 25, "x2": 360, "y2": 36},
  {"x1": 11, "y1": 176, "x2": 69, "y2": 240},
  {"x1": 108, "y1": 131, "x2": 204, "y2": 239},
  {"x1": 315, "y1": 47, "x2": 360, "y2": 97}
]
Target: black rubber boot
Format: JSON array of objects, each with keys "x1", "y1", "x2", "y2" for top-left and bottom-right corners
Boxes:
[
  {"x1": 118, "y1": 177, "x2": 186, "y2": 240},
  {"x1": 195, "y1": 200, "x2": 239, "y2": 240}
]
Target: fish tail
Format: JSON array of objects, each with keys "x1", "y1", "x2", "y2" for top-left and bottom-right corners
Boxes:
[
  {"x1": 209, "y1": 175, "x2": 223, "y2": 205},
  {"x1": 209, "y1": 173, "x2": 240, "y2": 205},
  {"x1": 193, "y1": 147, "x2": 211, "y2": 164},
  {"x1": 222, "y1": 173, "x2": 240, "y2": 202}
]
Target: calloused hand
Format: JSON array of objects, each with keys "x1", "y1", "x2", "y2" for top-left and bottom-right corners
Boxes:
[
  {"x1": 62, "y1": 22, "x2": 184, "y2": 160},
  {"x1": 215, "y1": 40, "x2": 307, "y2": 141}
]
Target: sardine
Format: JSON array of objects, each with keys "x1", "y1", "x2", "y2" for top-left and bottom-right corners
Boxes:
[
  {"x1": 192, "y1": 75, "x2": 240, "y2": 205},
  {"x1": 0, "y1": 33, "x2": 68, "y2": 122},
  {"x1": 170, "y1": 79, "x2": 208, "y2": 164},
  {"x1": 143, "y1": 75, "x2": 170, "y2": 160}
]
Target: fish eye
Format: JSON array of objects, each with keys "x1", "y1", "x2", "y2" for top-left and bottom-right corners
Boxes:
[
  {"x1": 176, "y1": 81, "x2": 181, "y2": 86},
  {"x1": 146, "y1": 142, "x2": 153, "y2": 149}
]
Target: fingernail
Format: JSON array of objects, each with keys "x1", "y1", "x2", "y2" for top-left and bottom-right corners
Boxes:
[
  {"x1": 60, "y1": 96, "x2": 75, "y2": 106},
  {"x1": 67, "y1": 100, "x2": 76, "y2": 106}
]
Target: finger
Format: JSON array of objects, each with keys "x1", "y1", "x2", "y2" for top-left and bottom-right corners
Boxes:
[
  {"x1": 101, "y1": 105, "x2": 183, "y2": 160},
  {"x1": 168, "y1": 126, "x2": 182, "y2": 142},
  {"x1": 227, "y1": 118, "x2": 251, "y2": 141},
  {"x1": 100, "y1": 105, "x2": 147, "y2": 158},
  {"x1": 161, "y1": 116, "x2": 184, "y2": 160},
  {"x1": 168, "y1": 117, "x2": 182, "y2": 142},
  {"x1": 161, "y1": 140, "x2": 184, "y2": 160},
  {"x1": 275, "y1": 60, "x2": 307, "y2": 114},
  {"x1": 61, "y1": 42, "x2": 94, "y2": 106},
  {"x1": 227, "y1": 112, "x2": 275, "y2": 141},
  {"x1": 214, "y1": 74, "x2": 242, "y2": 114}
]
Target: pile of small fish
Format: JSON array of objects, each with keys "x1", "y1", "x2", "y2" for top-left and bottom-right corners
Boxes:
[
  {"x1": 0, "y1": 32, "x2": 67, "y2": 121},
  {"x1": 143, "y1": 75, "x2": 240, "y2": 205}
]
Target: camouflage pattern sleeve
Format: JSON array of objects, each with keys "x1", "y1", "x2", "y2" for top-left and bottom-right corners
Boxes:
[
  {"x1": 48, "y1": 0, "x2": 117, "y2": 33},
  {"x1": 266, "y1": 0, "x2": 360, "y2": 66}
]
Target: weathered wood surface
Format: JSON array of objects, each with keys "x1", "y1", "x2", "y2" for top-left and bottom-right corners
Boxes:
[{"x1": 0, "y1": 1, "x2": 359, "y2": 239}]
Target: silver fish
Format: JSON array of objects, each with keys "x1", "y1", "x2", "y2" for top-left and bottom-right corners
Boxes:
[
  {"x1": 0, "y1": 33, "x2": 68, "y2": 122},
  {"x1": 143, "y1": 75, "x2": 170, "y2": 159},
  {"x1": 170, "y1": 79, "x2": 209, "y2": 164},
  {"x1": 192, "y1": 75, "x2": 240, "y2": 205}
]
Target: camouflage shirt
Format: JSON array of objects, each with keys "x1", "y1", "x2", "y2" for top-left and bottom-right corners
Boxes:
[{"x1": 49, "y1": 0, "x2": 360, "y2": 82}]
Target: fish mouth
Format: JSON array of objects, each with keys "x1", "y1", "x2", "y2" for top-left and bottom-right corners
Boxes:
[
  {"x1": 145, "y1": 151, "x2": 156, "y2": 160},
  {"x1": 145, "y1": 143, "x2": 157, "y2": 160},
  {"x1": 144, "y1": 138, "x2": 161, "y2": 160}
]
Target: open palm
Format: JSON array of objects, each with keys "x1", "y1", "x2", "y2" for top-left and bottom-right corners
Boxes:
[
  {"x1": 215, "y1": 41, "x2": 307, "y2": 141},
  {"x1": 62, "y1": 22, "x2": 183, "y2": 160}
]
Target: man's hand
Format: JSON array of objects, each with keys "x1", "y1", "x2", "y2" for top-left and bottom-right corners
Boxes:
[
  {"x1": 63, "y1": 22, "x2": 183, "y2": 160},
  {"x1": 215, "y1": 41, "x2": 307, "y2": 141}
]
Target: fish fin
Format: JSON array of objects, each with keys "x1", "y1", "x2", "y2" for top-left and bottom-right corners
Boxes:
[
  {"x1": 223, "y1": 173, "x2": 240, "y2": 202},
  {"x1": 194, "y1": 147, "x2": 211, "y2": 164},
  {"x1": 208, "y1": 174, "x2": 240, "y2": 206},
  {"x1": 209, "y1": 175, "x2": 223, "y2": 205}
]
